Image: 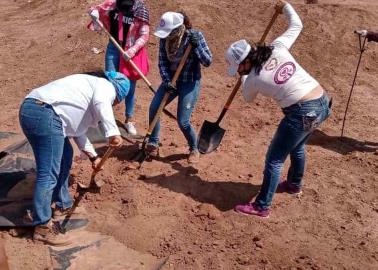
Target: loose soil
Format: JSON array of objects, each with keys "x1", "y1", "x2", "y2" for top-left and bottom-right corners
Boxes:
[{"x1": 1, "y1": 0, "x2": 377, "y2": 269}]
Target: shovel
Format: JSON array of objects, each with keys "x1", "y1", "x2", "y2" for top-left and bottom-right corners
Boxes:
[
  {"x1": 90, "y1": 15, "x2": 176, "y2": 120},
  {"x1": 198, "y1": 10, "x2": 280, "y2": 154},
  {"x1": 60, "y1": 147, "x2": 114, "y2": 232},
  {"x1": 77, "y1": 146, "x2": 115, "y2": 189},
  {"x1": 128, "y1": 45, "x2": 193, "y2": 169}
]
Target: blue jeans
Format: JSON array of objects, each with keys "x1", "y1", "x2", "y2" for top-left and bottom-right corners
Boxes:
[
  {"x1": 19, "y1": 99, "x2": 73, "y2": 225},
  {"x1": 254, "y1": 94, "x2": 331, "y2": 209},
  {"x1": 105, "y1": 41, "x2": 136, "y2": 119},
  {"x1": 148, "y1": 81, "x2": 201, "y2": 151}
]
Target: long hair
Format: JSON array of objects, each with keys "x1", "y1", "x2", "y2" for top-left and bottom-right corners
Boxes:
[
  {"x1": 179, "y1": 11, "x2": 192, "y2": 30},
  {"x1": 246, "y1": 43, "x2": 273, "y2": 75}
]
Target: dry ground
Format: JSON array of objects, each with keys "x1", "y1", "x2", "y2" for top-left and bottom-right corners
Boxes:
[{"x1": 0, "y1": 0, "x2": 377, "y2": 269}]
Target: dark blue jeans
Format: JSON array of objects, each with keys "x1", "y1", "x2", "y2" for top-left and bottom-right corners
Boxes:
[
  {"x1": 19, "y1": 99, "x2": 73, "y2": 225},
  {"x1": 255, "y1": 94, "x2": 331, "y2": 209},
  {"x1": 105, "y1": 41, "x2": 137, "y2": 119},
  {"x1": 148, "y1": 80, "x2": 201, "y2": 151}
]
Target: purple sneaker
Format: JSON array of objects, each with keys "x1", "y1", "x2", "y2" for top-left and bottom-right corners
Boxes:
[
  {"x1": 234, "y1": 203, "x2": 271, "y2": 218},
  {"x1": 276, "y1": 181, "x2": 302, "y2": 195}
]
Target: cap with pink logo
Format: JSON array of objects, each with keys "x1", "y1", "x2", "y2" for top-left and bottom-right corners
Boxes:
[{"x1": 154, "y1": 12, "x2": 184, "y2": 39}]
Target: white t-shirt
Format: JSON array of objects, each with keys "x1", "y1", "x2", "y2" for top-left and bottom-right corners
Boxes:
[
  {"x1": 26, "y1": 74, "x2": 120, "y2": 156},
  {"x1": 242, "y1": 3, "x2": 319, "y2": 108}
]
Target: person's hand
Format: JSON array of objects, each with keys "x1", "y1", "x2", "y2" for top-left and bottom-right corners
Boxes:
[
  {"x1": 122, "y1": 52, "x2": 131, "y2": 61},
  {"x1": 109, "y1": 135, "x2": 123, "y2": 148},
  {"x1": 91, "y1": 157, "x2": 103, "y2": 171},
  {"x1": 355, "y1": 30, "x2": 368, "y2": 37},
  {"x1": 187, "y1": 30, "x2": 200, "y2": 48},
  {"x1": 275, "y1": 0, "x2": 287, "y2": 14},
  {"x1": 164, "y1": 82, "x2": 177, "y2": 94},
  {"x1": 89, "y1": 9, "x2": 100, "y2": 21}
]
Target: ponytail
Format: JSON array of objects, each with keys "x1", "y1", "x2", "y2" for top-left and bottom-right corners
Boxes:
[{"x1": 179, "y1": 11, "x2": 192, "y2": 30}]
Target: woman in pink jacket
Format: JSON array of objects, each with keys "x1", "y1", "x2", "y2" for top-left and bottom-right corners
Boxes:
[{"x1": 89, "y1": 0, "x2": 150, "y2": 135}]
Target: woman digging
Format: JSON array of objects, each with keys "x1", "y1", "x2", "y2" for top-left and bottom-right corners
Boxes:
[
  {"x1": 146, "y1": 12, "x2": 212, "y2": 164},
  {"x1": 227, "y1": 1, "x2": 331, "y2": 217},
  {"x1": 19, "y1": 71, "x2": 128, "y2": 245},
  {"x1": 89, "y1": 0, "x2": 150, "y2": 136}
]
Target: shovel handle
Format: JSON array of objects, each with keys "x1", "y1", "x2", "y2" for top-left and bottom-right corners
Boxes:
[
  {"x1": 216, "y1": 10, "x2": 280, "y2": 125},
  {"x1": 259, "y1": 11, "x2": 280, "y2": 44},
  {"x1": 216, "y1": 78, "x2": 242, "y2": 124},
  {"x1": 92, "y1": 147, "x2": 115, "y2": 177},
  {"x1": 143, "y1": 45, "x2": 193, "y2": 145},
  {"x1": 91, "y1": 17, "x2": 176, "y2": 120},
  {"x1": 92, "y1": 18, "x2": 153, "y2": 89}
]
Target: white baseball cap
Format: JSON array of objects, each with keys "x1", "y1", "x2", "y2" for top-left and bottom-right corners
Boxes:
[
  {"x1": 225, "y1": 39, "x2": 251, "y2": 76},
  {"x1": 154, "y1": 12, "x2": 184, "y2": 39}
]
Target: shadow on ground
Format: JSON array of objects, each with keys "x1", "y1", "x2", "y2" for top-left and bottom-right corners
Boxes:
[
  {"x1": 139, "y1": 162, "x2": 260, "y2": 211},
  {"x1": 308, "y1": 130, "x2": 378, "y2": 155}
]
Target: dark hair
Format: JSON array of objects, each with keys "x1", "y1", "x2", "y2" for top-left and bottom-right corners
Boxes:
[
  {"x1": 84, "y1": 70, "x2": 107, "y2": 78},
  {"x1": 244, "y1": 44, "x2": 273, "y2": 75},
  {"x1": 179, "y1": 11, "x2": 192, "y2": 30}
]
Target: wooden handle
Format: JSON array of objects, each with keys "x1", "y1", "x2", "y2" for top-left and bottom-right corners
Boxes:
[
  {"x1": 217, "y1": 10, "x2": 280, "y2": 125},
  {"x1": 92, "y1": 147, "x2": 115, "y2": 176},
  {"x1": 146, "y1": 45, "x2": 193, "y2": 135},
  {"x1": 259, "y1": 11, "x2": 280, "y2": 44},
  {"x1": 92, "y1": 18, "x2": 154, "y2": 89}
]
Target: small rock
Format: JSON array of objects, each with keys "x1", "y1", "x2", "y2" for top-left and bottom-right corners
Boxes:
[
  {"x1": 67, "y1": 34, "x2": 72, "y2": 38},
  {"x1": 236, "y1": 255, "x2": 250, "y2": 265},
  {"x1": 91, "y1": 47, "x2": 103, "y2": 54},
  {"x1": 255, "y1": 242, "x2": 263, "y2": 249},
  {"x1": 253, "y1": 236, "x2": 261, "y2": 242}
]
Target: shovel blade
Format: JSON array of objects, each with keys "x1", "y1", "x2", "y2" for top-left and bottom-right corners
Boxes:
[{"x1": 198, "y1": 120, "x2": 226, "y2": 154}]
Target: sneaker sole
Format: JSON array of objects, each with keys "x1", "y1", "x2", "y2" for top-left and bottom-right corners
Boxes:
[{"x1": 234, "y1": 209, "x2": 270, "y2": 218}]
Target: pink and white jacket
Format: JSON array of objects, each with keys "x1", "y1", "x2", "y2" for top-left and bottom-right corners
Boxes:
[{"x1": 88, "y1": 0, "x2": 150, "y2": 81}]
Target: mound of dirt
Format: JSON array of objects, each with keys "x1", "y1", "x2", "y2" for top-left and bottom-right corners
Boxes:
[{"x1": 1, "y1": 0, "x2": 377, "y2": 269}]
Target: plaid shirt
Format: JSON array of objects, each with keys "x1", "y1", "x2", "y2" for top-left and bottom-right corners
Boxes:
[{"x1": 159, "y1": 31, "x2": 212, "y2": 83}]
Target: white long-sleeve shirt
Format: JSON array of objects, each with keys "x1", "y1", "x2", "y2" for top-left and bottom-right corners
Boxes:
[
  {"x1": 26, "y1": 74, "x2": 120, "y2": 156},
  {"x1": 242, "y1": 3, "x2": 319, "y2": 108}
]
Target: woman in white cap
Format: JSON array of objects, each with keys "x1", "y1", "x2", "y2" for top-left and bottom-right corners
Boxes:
[
  {"x1": 147, "y1": 11, "x2": 212, "y2": 164},
  {"x1": 227, "y1": 1, "x2": 331, "y2": 217},
  {"x1": 89, "y1": 0, "x2": 150, "y2": 136},
  {"x1": 19, "y1": 71, "x2": 128, "y2": 245}
]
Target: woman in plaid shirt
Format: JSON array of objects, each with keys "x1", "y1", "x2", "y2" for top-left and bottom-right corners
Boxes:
[
  {"x1": 147, "y1": 12, "x2": 212, "y2": 164},
  {"x1": 89, "y1": 0, "x2": 150, "y2": 136}
]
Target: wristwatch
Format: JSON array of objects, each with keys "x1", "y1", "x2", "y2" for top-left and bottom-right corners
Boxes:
[{"x1": 89, "y1": 155, "x2": 99, "y2": 162}]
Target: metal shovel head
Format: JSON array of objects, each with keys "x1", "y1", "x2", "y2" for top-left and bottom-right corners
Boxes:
[{"x1": 198, "y1": 120, "x2": 225, "y2": 154}]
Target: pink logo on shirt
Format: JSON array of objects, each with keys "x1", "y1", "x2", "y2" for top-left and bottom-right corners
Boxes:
[{"x1": 274, "y1": 62, "x2": 296, "y2": 84}]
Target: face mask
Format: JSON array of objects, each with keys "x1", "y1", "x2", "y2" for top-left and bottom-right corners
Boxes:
[{"x1": 116, "y1": 0, "x2": 134, "y2": 13}]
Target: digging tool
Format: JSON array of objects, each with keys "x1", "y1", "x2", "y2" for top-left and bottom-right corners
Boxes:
[
  {"x1": 340, "y1": 32, "x2": 368, "y2": 138},
  {"x1": 61, "y1": 147, "x2": 114, "y2": 232},
  {"x1": 77, "y1": 146, "x2": 115, "y2": 189},
  {"x1": 198, "y1": 10, "x2": 280, "y2": 154},
  {"x1": 127, "y1": 45, "x2": 193, "y2": 169},
  {"x1": 90, "y1": 15, "x2": 176, "y2": 120}
]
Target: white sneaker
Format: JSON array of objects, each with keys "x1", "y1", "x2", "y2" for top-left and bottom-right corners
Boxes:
[{"x1": 124, "y1": 122, "x2": 137, "y2": 135}]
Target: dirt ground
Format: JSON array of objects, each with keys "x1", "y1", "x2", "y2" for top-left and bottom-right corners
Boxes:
[{"x1": 1, "y1": 0, "x2": 378, "y2": 269}]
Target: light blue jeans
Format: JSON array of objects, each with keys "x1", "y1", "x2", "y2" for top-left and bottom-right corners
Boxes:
[
  {"x1": 19, "y1": 99, "x2": 73, "y2": 225},
  {"x1": 105, "y1": 41, "x2": 136, "y2": 119},
  {"x1": 255, "y1": 94, "x2": 331, "y2": 209},
  {"x1": 148, "y1": 80, "x2": 201, "y2": 151}
]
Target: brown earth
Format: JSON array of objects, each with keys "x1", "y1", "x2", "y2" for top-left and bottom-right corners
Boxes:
[{"x1": 1, "y1": 0, "x2": 378, "y2": 269}]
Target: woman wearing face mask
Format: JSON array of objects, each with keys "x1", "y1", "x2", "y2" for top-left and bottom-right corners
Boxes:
[
  {"x1": 89, "y1": 0, "x2": 150, "y2": 136},
  {"x1": 147, "y1": 12, "x2": 212, "y2": 164}
]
